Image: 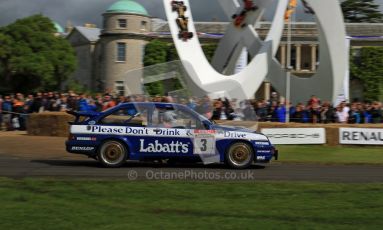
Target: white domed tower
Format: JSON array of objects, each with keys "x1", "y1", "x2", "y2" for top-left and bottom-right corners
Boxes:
[{"x1": 100, "y1": 0, "x2": 151, "y2": 94}]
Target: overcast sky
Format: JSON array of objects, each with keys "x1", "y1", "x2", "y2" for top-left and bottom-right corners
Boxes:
[{"x1": 0, "y1": 0, "x2": 382, "y2": 28}]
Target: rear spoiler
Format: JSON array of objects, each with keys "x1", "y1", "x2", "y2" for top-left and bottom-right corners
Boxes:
[{"x1": 66, "y1": 110, "x2": 100, "y2": 124}]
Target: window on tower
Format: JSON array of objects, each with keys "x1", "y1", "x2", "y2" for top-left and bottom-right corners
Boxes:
[
  {"x1": 141, "y1": 21, "x2": 147, "y2": 31},
  {"x1": 118, "y1": 19, "x2": 127, "y2": 28},
  {"x1": 117, "y1": 42, "x2": 126, "y2": 62}
]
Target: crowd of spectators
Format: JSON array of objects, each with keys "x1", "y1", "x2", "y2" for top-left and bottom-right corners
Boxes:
[
  {"x1": 211, "y1": 94, "x2": 383, "y2": 124},
  {"x1": 1, "y1": 91, "x2": 382, "y2": 131}
]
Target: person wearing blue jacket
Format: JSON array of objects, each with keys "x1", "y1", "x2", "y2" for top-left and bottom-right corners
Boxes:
[
  {"x1": 2, "y1": 96, "x2": 13, "y2": 130},
  {"x1": 277, "y1": 103, "x2": 286, "y2": 123},
  {"x1": 77, "y1": 94, "x2": 90, "y2": 112},
  {"x1": 348, "y1": 104, "x2": 361, "y2": 124}
]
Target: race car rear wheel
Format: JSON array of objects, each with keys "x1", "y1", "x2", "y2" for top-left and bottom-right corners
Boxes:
[
  {"x1": 226, "y1": 142, "x2": 254, "y2": 169},
  {"x1": 98, "y1": 140, "x2": 127, "y2": 168}
]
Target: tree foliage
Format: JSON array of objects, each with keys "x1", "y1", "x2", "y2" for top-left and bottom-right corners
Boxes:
[
  {"x1": 0, "y1": 14, "x2": 76, "y2": 93},
  {"x1": 143, "y1": 40, "x2": 168, "y2": 67},
  {"x1": 350, "y1": 47, "x2": 383, "y2": 101},
  {"x1": 143, "y1": 40, "x2": 168, "y2": 96},
  {"x1": 167, "y1": 45, "x2": 179, "y2": 62},
  {"x1": 341, "y1": 0, "x2": 383, "y2": 23},
  {"x1": 202, "y1": 43, "x2": 218, "y2": 62}
]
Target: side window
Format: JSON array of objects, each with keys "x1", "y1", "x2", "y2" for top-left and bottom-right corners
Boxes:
[
  {"x1": 100, "y1": 108, "x2": 147, "y2": 127},
  {"x1": 150, "y1": 107, "x2": 206, "y2": 129},
  {"x1": 176, "y1": 109, "x2": 206, "y2": 129}
]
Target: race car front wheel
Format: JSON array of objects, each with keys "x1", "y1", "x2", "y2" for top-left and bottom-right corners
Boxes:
[
  {"x1": 98, "y1": 140, "x2": 127, "y2": 168},
  {"x1": 226, "y1": 142, "x2": 254, "y2": 169}
]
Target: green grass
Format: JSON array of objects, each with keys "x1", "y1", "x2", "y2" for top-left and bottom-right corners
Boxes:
[
  {"x1": 0, "y1": 179, "x2": 383, "y2": 230},
  {"x1": 277, "y1": 145, "x2": 383, "y2": 164}
]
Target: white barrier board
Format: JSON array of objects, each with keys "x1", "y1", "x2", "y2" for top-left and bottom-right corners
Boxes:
[
  {"x1": 339, "y1": 128, "x2": 383, "y2": 145},
  {"x1": 261, "y1": 128, "x2": 326, "y2": 145}
]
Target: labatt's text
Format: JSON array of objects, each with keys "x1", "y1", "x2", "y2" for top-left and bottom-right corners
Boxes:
[{"x1": 139, "y1": 139, "x2": 189, "y2": 153}]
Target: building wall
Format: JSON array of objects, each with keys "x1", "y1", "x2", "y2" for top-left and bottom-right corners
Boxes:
[
  {"x1": 67, "y1": 32, "x2": 95, "y2": 89},
  {"x1": 100, "y1": 36, "x2": 148, "y2": 93},
  {"x1": 72, "y1": 44, "x2": 94, "y2": 89},
  {"x1": 97, "y1": 12, "x2": 151, "y2": 94},
  {"x1": 93, "y1": 42, "x2": 104, "y2": 92}
]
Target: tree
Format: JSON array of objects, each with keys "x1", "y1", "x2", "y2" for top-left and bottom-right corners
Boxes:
[
  {"x1": 166, "y1": 43, "x2": 217, "y2": 63},
  {"x1": 341, "y1": 0, "x2": 383, "y2": 23},
  {"x1": 166, "y1": 45, "x2": 179, "y2": 62},
  {"x1": 0, "y1": 32, "x2": 13, "y2": 91},
  {"x1": 350, "y1": 47, "x2": 383, "y2": 101},
  {"x1": 143, "y1": 40, "x2": 168, "y2": 96},
  {"x1": 202, "y1": 43, "x2": 218, "y2": 62},
  {"x1": 143, "y1": 40, "x2": 168, "y2": 67},
  {"x1": 0, "y1": 14, "x2": 76, "y2": 92}
]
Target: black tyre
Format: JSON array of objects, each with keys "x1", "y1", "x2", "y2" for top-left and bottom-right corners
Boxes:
[
  {"x1": 225, "y1": 142, "x2": 254, "y2": 169},
  {"x1": 98, "y1": 140, "x2": 127, "y2": 168}
]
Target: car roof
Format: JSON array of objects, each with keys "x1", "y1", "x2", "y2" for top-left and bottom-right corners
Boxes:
[
  {"x1": 97, "y1": 102, "x2": 211, "y2": 125},
  {"x1": 117, "y1": 102, "x2": 187, "y2": 109}
]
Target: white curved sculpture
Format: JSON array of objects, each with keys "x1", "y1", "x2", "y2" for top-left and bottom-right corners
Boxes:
[
  {"x1": 287, "y1": 0, "x2": 347, "y2": 103},
  {"x1": 163, "y1": 0, "x2": 347, "y2": 103}
]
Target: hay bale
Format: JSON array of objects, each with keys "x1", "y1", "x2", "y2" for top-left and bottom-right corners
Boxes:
[
  {"x1": 27, "y1": 112, "x2": 72, "y2": 137},
  {"x1": 325, "y1": 127, "x2": 339, "y2": 146}
]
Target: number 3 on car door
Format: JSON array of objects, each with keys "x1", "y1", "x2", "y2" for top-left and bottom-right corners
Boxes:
[{"x1": 193, "y1": 132, "x2": 215, "y2": 155}]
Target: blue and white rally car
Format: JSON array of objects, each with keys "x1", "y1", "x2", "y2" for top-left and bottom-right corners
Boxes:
[{"x1": 66, "y1": 102, "x2": 278, "y2": 169}]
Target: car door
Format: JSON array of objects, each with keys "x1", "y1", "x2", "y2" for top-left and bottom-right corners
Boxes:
[
  {"x1": 132, "y1": 104, "x2": 194, "y2": 158},
  {"x1": 142, "y1": 104, "x2": 217, "y2": 158},
  {"x1": 97, "y1": 104, "x2": 150, "y2": 160}
]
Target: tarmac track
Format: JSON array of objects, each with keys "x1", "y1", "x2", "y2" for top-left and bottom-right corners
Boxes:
[{"x1": 0, "y1": 132, "x2": 383, "y2": 182}]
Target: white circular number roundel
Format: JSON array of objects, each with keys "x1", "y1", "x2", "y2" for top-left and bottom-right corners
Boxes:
[{"x1": 163, "y1": 0, "x2": 347, "y2": 103}]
